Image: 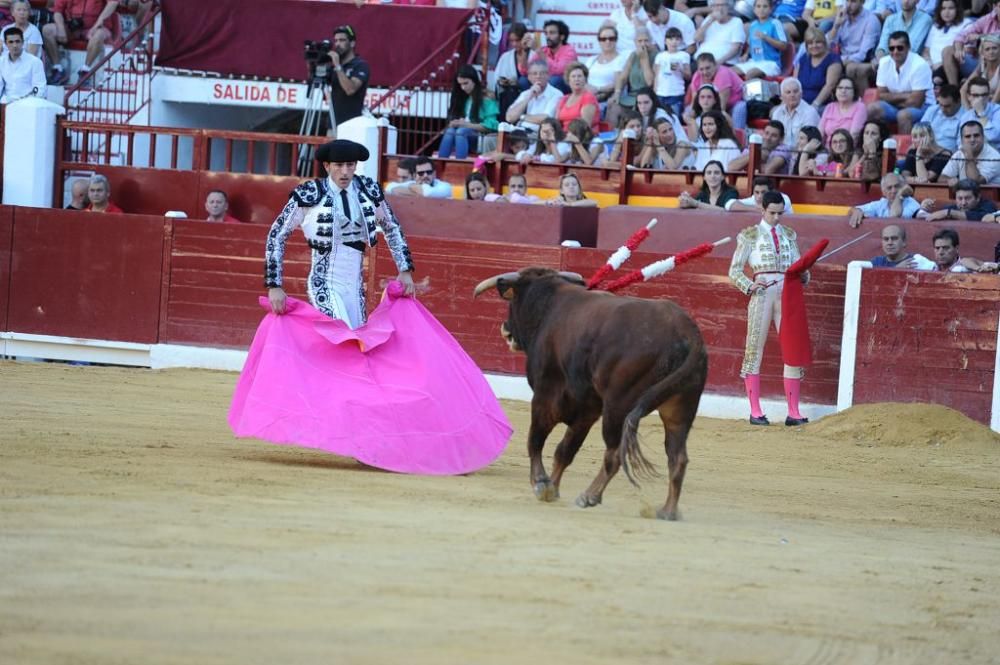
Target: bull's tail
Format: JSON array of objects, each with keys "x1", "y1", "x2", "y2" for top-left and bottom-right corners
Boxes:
[{"x1": 620, "y1": 338, "x2": 707, "y2": 488}]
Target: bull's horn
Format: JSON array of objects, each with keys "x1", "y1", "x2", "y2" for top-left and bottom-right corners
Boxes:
[
  {"x1": 558, "y1": 271, "x2": 584, "y2": 284},
  {"x1": 473, "y1": 271, "x2": 520, "y2": 298}
]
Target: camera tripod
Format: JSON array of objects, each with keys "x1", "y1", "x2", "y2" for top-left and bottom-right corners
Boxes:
[{"x1": 296, "y1": 75, "x2": 339, "y2": 176}]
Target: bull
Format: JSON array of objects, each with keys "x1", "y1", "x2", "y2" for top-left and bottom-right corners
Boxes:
[{"x1": 473, "y1": 267, "x2": 708, "y2": 520}]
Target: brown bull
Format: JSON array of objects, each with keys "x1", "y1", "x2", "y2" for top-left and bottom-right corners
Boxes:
[{"x1": 473, "y1": 267, "x2": 708, "y2": 520}]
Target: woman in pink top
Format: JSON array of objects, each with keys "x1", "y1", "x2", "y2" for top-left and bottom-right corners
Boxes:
[
  {"x1": 555, "y1": 62, "x2": 600, "y2": 133},
  {"x1": 818, "y1": 76, "x2": 867, "y2": 146}
]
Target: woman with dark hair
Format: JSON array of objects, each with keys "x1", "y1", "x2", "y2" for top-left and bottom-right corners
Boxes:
[
  {"x1": 818, "y1": 77, "x2": 867, "y2": 145},
  {"x1": 520, "y1": 116, "x2": 571, "y2": 164},
  {"x1": 634, "y1": 87, "x2": 672, "y2": 130},
  {"x1": 678, "y1": 160, "x2": 739, "y2": 209},
  {"x1": 683, "y1": 83, "x2": 735, "y2": 141},
  {"x1": 692, "y1": 109, "x2": 741, "y2": 171},
  {"x1": 564, "y1": 118, "x2": 605, "y2": 165},
  {"x1": 464, "y1": 170, "x2": 505, "y2": 201},
  {"x1": 815, "y1": 128, "x2": 859, "y2": 176},
  {"x1": 494, "y1": 22, "x2": 533, "y2": 117},
  {"x1": 924, "y1": 0, "x2": 970, "y2": 69},
  {"x1": 792, "y1": 126, "x2": 828, "y2": 176},
  {"x1": 438, "y1": 64, "x2": 500, "y2": 159},
  {"x1": 606, "y1": 109, "x2": 644, "y2": 166},
  {"x1": 854, "y1": 119, "x2": 889, "y2": 182}
]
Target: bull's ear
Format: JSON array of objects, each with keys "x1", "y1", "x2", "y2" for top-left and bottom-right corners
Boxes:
[{"x1": 497, "y1": 278, "x2": 516, "y2": 300}]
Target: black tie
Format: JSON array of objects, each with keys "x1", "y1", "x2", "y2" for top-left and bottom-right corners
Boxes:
[{"x1": 339, "y1": 188, "x2": 351, "y2": 219}]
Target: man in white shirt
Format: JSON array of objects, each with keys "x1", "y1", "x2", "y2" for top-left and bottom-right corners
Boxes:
[
  {"x1": 609, "y1": 0, "x2": 648, "y2": 53},
  {"x1": 504, "y1": 60, "x2": 562, "y2": 132},
  {"x1": 0, "y1": 27, "x2": 45, "y2": 103},
  {"x1": 940, "y1": 120, "x2": 1000, "y2": 186},
  {"x1": 645, "y1": 0, "x2": 697, "y2": 52},
  {"x1": 847, "y1": 172, "x2": 921, "y2": 227},
  {"x1": 769, "y1": 78, "x2": 821, "y2": 147},
  {"x1": 725, "y1": 176, "x2": 796, "y2": 213},
  {"x1": 694, "y1": 0, "x2": 746, "y2": 65},
  {"x1": 866, "y1": 30, "x2": 931, "y2": 134},
  {"x1": 389, "y1": 156, "x2": 453, "y2": 199}
]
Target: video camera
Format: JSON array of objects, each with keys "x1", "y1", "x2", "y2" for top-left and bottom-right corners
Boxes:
[{"x1": 303, "y1": 39, "x2": 333, "y2": 81}]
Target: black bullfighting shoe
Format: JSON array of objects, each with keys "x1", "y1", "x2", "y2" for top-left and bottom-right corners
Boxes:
[
  {"x1": 785, "y1": 416, "x2": 809, "y2": 427},
  {"x1": 749, "y1": 415, "x2": 770, "y2": 426}
]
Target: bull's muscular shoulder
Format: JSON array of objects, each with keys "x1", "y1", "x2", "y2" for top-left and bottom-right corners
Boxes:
[
  {"x1": 290, "y1": 178, "x2": 327, "y2": 207},
  {"x1": 738, "y1": 225, "x2": 760, "y2": 243}
]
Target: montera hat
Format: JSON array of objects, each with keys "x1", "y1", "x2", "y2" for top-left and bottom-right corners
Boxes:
[{"x1": 315, "y1": 139, "x2": 370, "y2": 163}]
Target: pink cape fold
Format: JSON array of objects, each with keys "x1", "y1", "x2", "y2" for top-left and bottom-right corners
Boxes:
[{"x1": 228, "y1": 282, "x2": 513, "y2": 475}]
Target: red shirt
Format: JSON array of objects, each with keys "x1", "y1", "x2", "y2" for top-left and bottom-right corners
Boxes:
[
  {"x1": 207, "y1": 215, "x2": 244, "y2": 224},
  {"x1": 86, "y1": 201, "x2": 124, "y2": 213},
  {"x1": 54, "y1": 0, "x2": 115, "y2": 31}
]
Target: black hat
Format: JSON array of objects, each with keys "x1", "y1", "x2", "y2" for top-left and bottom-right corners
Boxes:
[{"x1": 315, "y1": 139, "x2": 370, "y2": 163}]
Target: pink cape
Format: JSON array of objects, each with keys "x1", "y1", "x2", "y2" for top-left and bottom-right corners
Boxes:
[{"x1": 228, "y1": 282, "x2": 513, "y2": 475}]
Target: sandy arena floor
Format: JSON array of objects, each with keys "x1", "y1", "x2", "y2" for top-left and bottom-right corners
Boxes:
[{"x1": 1, "y1": 361, "x2": 999, "y2": 665}]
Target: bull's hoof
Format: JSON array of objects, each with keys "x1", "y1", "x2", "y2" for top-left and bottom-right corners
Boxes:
[
  {"x1": 575, "y1": 493, "x2": 602, "y2": 508},
  {"x1": 655, "y1": 508, "x2": 681, "y2": 521},
  {"x1": 533, "y1": 480, "x2": 559, "y2": 502}
]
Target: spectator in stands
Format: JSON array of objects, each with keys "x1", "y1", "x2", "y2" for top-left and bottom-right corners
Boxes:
[
  {"x1": 438, "y1": 65, "x2": 499, "y2": 159},
  {"x1": 1, "y1": 1, "x2": 41, "y2": 57},
  {"x1": 942, "y1": 0, "x2": 1000, "y2": 86},
  {"x1": 959, "y1": 76, "x2": 1000, "y2": 148},
  {"x1": 555, "y1": 62, "x2": 599, "y2": 133},
  {"x1": 391, "y1": 156, "x2": 453, "y2": 198},
  {"x1": 868, "y1": 31, "x2": 932, "y2": 134},
  {"x1": 85, "y1": 175, "x2": 123, "y2": 213},
  {"x1": 635, "y1": 86, "x2": 681, "y2": 133},
  {"x1": 688, "y1": 52, "x2": 747, "y2": 128},
  {"x1": 828, "y1": 0, "x2": 881, "y2": 95},
  {"x1": 609, "y1": 0, "x2": 648, "y2": 52},
  {"x1": 770, "y1": 78, "x2": 821, "y2": 148},
  {"x1": 794, "y1": 27, "x2": 842, "y2": 108},
  {"x1": 679, "y1": 159, "x2": 740, "y2": 209},
  {"x1": 802, "y1": 0, "x2": 839, "y2": 33},
  {"x1": 854, "y1": 118, "x2": 889, "y2": 181},
  {"x1": 64, "y1": 178, "x2": 89, "y2": 210},
  {"x1": 922, "y1": 82, "x2": 962, "y2": 151},
  {"x1": 819, "y1": 76, "x2": 866, "y2": 144},
  {"x1": 464, "y1": 171, "x2": 505, "y2": 202},
  {"x1": 563, "y1": 118, "x2": 605, "y2": 165},
  {"x1": 873, "y1": 0, "x2": 933, "y2": 68},
  {"x1": 958, "y1": 37, "x2": 1000, "y2": 106},
  {"x1": 900, "y1": 122, "x2": 952, "y2": 183},
  {"x1": 684, "y1": 83, "x2": 735, "y2": 140},
  {"x1": 531, "y1": 19, "x2": 578, "y2": 93},
  {"x1": 728, "y1": 119, "x2": 792, "y2": 174},
  {"x1": 930, "y1": 228, "x2": 985, "y2": 272},
  {"x1": 607, "y1": 110, "x2": 645, "y2": 166},
  {"x1": 940, "y1": 119, "x2": 1000, "y2": 185},
  {"x1": 495, "y1": 22, "x2": 532, "y2": 118},
  {"x1": 586, "y1": 24, "x2": 630, "y2": 112},
  {"x1": 522, "y1": 116, "x2": 571, "y2": 164},
  {"x1": 324, "y1": 25, "x2": 370, "y2": 126},
  {"x1": 653, "y1": 27, "x2": 690, "y2": 115},
  {"x1": 637, "y1": 115, "x2": 695, "y2": 168},
  {"x1": 694, "y1": 0, "x2": 746, "y2": 67},
  {"x1": 918, "y1": 178, "x2": 999, "y2": 221},
  {"x1": 545, "y1": 172, "x2": 598, "y2": 207},
  {"x1": 675, "y1": 0, "x2": 713, "y2": 25},
  {"x1": 505, "y1": 173, "x2": 540, "y2": 203},
  {"x1": 205, "y1": 190, "x2": 242, "y2": 223},
  {"x1": 735, "y1": 0, "x2": 788, "y2": 81},
  {"x1": 478, "y1": 129, "x2": 532, "y2": 164},
  {"x1": 645, "y1": 0, "x2": 696, "y2": 53},
  {"x1": 0, "y1": 26, "x2": 44, "y2": 102},
  {"x1": 385, "y1": 157, "x2": 417, "y2": 195},
  {"x1": 817, "y1": 128, "x2": 859, "y2": 175},
  {"x1": 693, "y1": 109, "x2": 742, "y2": 169},
  {"x1": 923, "y1": 0, "x2": 971, "y2": 70},
  {"x1": 847, "y1": 171, "x2": 920, "y2": 226},
  {"x1": 791, "y1": 125, "x2": 828, "y2": 175},
  {"x1": 870, "y1": 224, "x2": 935, "y2": 268},
  {"x1": 773, "y1": 0, "x2": 809, "y2": 43},
  {"x1": 606, "y1": 27, "x2": 656, "y2": 127},
  {"x1": 725, "y1": 175, "x2": 795, "y2": 212},
  {"x1": 43, "y1": 0, "x2": 120, "y2": 86},
  {"x1": 505, "y1": 60, "x2": 563, "y2": 134}
]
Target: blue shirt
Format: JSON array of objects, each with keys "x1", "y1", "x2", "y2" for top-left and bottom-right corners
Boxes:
[
  {"x1": 774, "y1": 0, "x2": 808, "y2": 19},
  {"x1": 796, "y1": 51, "x2": 841, "y2": 105},
  {"x1": 748, "y1": 18, "x2": 787, "y2": 64},
  {"x1": 877, "y1": 10, "x2": 933, "y2": 56},
  {"x1": 876, "y1": 0, "x2": 937, "y2": 15},
  {"x1": 830, "y1": 9, "x2": 881, "y2": 63},
  {"x1": 958, "y1": 103, "x2": 1000, "y2": 150},
  {"x1": 922, "y1": 103, "x2": 962, "y2": 152},
  {"x1": 857, "y1": 196, "x2": 921, "y2": 219}
]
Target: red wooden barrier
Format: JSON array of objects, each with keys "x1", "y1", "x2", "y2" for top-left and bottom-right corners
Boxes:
[
  {"x1": 7, "y1": 208, "x2": 165, "y2": 343},
  {"x1": 852, "y1": 270, "x2": 999, "y2": 425},
  {"x1": 160, "y1": 220, "x2": 311, "y2": 347},
  {"x1": 0, "y1": 206, "x2": 13, "y2": 332},
  {"x1": 197, "y1": 173, "x2": 300, "y2": 225}
]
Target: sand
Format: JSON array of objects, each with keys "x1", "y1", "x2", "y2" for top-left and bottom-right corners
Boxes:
[{"x1": 1, "y1": 361, "x2": 999, "y2": 665}]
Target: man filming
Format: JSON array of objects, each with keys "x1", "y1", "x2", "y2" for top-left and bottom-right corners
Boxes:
[{"x1": 328, "y1": 25, "x2": 369, "y2": 126}]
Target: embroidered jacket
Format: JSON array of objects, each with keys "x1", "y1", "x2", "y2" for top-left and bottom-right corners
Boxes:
[
  {"x1": 265, "y1": 174, "x2": 414, "y2": 288},
  {"x1": 728, "y1": 222, "x2": 803, "y2": 295}
]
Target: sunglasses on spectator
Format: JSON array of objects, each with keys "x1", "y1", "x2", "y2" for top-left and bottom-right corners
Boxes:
[
  {"x1": 888, "y1": 45, "x2": 907, "y2": 52},
  {"x1": 416, "y1": 169, "x2": 434, "y2": 175},
  {"x1": 599, "y1": 36, "x2": 617, "y2": 42},
  {"x1": 969, "y1": 91, "x2": 989, "y2": 97}
]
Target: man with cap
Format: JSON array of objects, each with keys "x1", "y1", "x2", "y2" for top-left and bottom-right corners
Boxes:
[{"x1": 265, "y1": 139, "x2": 415, "y2": 328}]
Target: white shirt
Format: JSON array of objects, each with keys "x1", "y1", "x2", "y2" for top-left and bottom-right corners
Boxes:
[
  {"x1": 875, "y1": 52, "x2": 932, "y2": 97},
  {"x1": 585, "y1": 52, "x2": 629, "y2": 91},
  {"x1": 421, "y1": 178, "x2": 454, "y2": 199},
  {"x1": 511, "y1": 83, "x2": 562, "y2": 122},
  {"x1": 0, "y1": 50, "x2": 45, "y2": 103},
  {"x1": 653, "y1": 50, "x2": 690, "y2": 97},
  {"x1": 665, "y1": 10, "x2": 697, "y2": 49},
  {"x1": 694, "y1": 18, "x2": 745, "y2": 65},
  {"x1": 940, "y1": 143, "x2": 1000, "y2": 185},
  {"x1": 770, "y1": 102, "x2": 822, "y2": 147},
  {"x1": 725, "y1": 193, "x2": 795, "y2": 213},
  {"x1": 924, "y1": 20, "x2": 971, "y2": 67},
  {"x1": 692, "y1": 138, "x2": 741, "y2": 171},
  {"x1": 609, "y1": 6, "x2": 648, "y2": 52}
]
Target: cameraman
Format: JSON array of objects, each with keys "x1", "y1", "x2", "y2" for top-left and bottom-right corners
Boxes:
[
  {"x1": 328, "y1": 25, "x2": 370, "y2": 126},
  {"x1": 42, "y1": 0, "x2": 119, "y2": 86}
]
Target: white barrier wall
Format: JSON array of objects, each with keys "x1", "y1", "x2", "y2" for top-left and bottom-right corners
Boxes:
[{"x1": 2, "y1": 98, "x2": 65, "y2": 208}]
